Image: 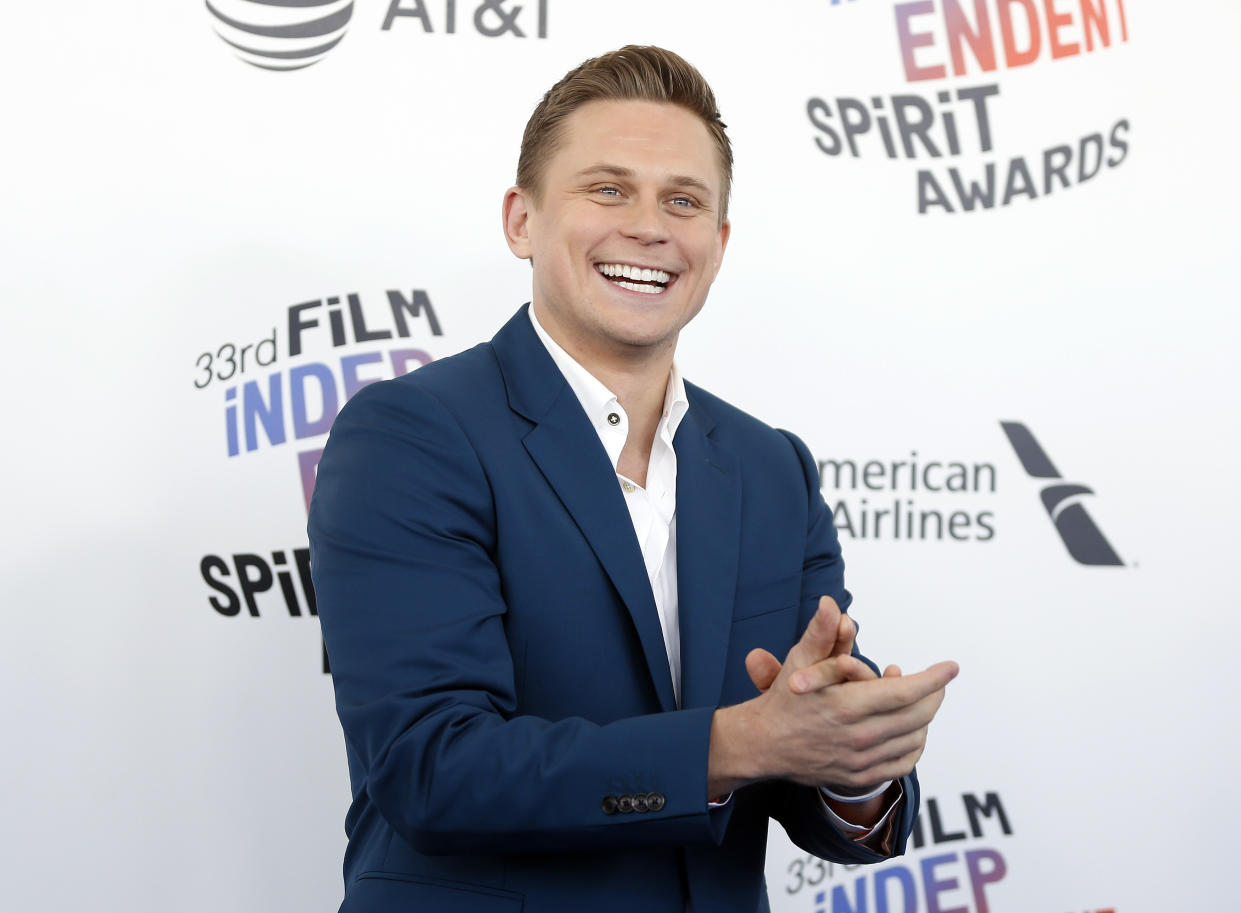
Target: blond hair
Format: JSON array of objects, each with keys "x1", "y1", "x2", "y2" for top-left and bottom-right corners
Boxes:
[{"x1": 517, "y1": 45, "x2": 733, "y2": 221}]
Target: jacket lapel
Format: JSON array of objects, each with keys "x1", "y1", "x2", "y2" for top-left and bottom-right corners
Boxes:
[
  {"x1": 492, "y1": 307, "x2": 678, "y2": 713},
  {"x1": 673, "y1": 389, "x2": 742, "y2": 711}
]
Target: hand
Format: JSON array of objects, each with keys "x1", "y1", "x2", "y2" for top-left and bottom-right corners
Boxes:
[
  {"x1": 744, "y1": 596, "x2": 877, "y2": 694},
  {"x1": 744, "y1": 597, "x2": 905, "y2": 811},
  {"x1": 708, "y1": 598, "x2": 958, "y2": 796}
]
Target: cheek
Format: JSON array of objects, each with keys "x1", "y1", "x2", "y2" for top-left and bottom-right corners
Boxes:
[{"x1": 691, "y1": 231, "x2": 724, "y2": 268}]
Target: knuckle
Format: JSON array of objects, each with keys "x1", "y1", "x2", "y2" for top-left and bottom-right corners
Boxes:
[
  {"x1": 883, "y1": 754, "x2": 916, "y2": 779},
  {"x1": 840, "y1": 749, "x2": 868, "y2": 772},
  {"x1": 835, "y1": 705, "x2": 861, "y2": 726},
  {"x1": 845, "y1": 724, "x2": 877, "y2": 753},
  {"x1": 889, "y1": 759, "x2": 915, "y2": 779}
]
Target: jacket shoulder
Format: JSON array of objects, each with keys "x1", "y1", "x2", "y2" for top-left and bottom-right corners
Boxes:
[
  {"x1": 336, "y1": 340, "x2": 504, "y2": 424},
  {"x1": 685, "y1": 380, "x2": 804, "y2": 447}
]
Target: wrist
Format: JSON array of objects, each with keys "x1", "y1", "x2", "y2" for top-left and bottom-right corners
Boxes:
[{"x1": 706, "y1": 702, "x2": 767, "y2": 796}]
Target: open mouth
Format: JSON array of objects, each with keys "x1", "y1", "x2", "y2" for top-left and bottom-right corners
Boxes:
[{"x1": 595, "y1": 262, "x2": 676, "y2": 295}]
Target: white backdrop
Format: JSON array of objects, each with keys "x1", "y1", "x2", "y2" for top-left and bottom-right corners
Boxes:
[{"x1": 3, "y1": 2, "x2": 1238, "y2": 911}]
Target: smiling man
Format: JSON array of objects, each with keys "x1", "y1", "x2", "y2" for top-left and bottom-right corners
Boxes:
[{"x1": 309, "y1": 46, "x2": 957, "y2": 913}]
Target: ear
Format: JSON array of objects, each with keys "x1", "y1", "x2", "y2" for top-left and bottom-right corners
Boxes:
[
  {"x1": 502, "y1": 186, "x2": 533, "y2": 260},
  {"x1": 711, "y1": 218, "x2": 731, "y2": 280}
]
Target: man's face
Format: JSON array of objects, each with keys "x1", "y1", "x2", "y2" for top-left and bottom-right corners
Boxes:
[{"x1": 504, "y1": 99, "x2": 730, "y2": 364}]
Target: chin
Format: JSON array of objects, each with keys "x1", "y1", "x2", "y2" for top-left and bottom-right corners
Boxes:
[{"x1": 607, "y1": 325, "x2": 681, "y2": 353}]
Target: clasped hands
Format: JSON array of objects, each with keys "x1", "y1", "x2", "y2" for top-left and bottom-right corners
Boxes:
[{"x1": 707, "y1": 597, "x2": 958, "y2": 805}]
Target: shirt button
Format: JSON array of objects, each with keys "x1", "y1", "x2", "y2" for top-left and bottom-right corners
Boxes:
[
  {"x1": 607, "y1": 412, "x2": 621, "y2": 426},
  {"x1": 621, "y1": 480, "x2": 636, "y2": 493}
]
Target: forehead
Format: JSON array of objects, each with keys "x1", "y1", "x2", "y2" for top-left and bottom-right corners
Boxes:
[{"x1": 548, "y1": 99, "x2": 722, "y2": 190}]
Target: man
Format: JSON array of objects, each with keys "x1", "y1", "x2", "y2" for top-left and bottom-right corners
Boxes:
[{"x1": 309, "y1": 46, "x2": 957, "y2": 913}]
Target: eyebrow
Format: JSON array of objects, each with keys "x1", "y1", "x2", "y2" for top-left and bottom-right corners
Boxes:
[{"x1": 576, "y1": 164, "x2": 715, "y2": 199}]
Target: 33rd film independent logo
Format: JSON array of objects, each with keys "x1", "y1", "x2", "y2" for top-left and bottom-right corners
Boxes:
[
  {"x1": 195, "y1": 288, "x2": 446, "y2": 670},
  {"x1": 807, "y1": 0, "x2": 1131, "y2": 213},
  {"x1": 784, "y1": 789, "x2": 1014, "y2": 913},
  {"x1": 783, "y1": 788, "x2": 1114, "y2": 913},
  {"x1": 205, "y1": 0, "x2": 549, "y2": 71}
]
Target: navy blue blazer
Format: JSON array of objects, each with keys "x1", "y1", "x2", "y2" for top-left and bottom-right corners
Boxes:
[{"x1": 308, "y1": 306, "x2": 917, "y2": 913}]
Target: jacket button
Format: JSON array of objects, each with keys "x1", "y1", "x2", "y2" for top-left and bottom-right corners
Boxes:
[
  {"x1": 647, "y1": 792, "x2": 666, "y2": 812},
  {"x1": 632, "y1": 794, "x2": 649, "y2": 813},
  {"x1": 617, "y1": 794, "x2": 634, "y2": 814},
  {"x1": 601, "y1": 795, "x2": 618, "y2": 815}
]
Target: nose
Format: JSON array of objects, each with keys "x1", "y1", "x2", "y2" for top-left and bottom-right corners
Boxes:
[{"x1": 620, "y1": 194, "x2": 668, "y2": 245}]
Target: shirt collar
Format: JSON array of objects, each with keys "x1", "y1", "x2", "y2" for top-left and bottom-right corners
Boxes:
[{"x1": 528, "y1": 306, "x2": 689, "y2": 469}]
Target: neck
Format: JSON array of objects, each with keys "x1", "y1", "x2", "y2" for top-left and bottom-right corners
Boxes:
[
  {"x1": 533, "y1": 305, "x2": 674, "y2": 433},
  {"x1": 532, "y1": 304, "x2": 674, "y2": 487},
  {"x1": 596, "y1": 356, "x2": 669, "y2": 490}
]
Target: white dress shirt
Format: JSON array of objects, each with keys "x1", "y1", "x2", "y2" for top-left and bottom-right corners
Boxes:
[
  {"x1": 529, "y1": 307, "x2": 687, "y2": 707},
  {"x1": 528, "y1": 307, "x2": 896, "y2": 845}
]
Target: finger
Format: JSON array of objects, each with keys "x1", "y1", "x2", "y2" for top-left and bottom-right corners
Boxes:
[
  {"x1": 882, "y1": 664, "x2": 902, "y2": 677},
  {"x1": 829, "y1": 612, "x2": 857, "y2": 658},
  {"x1": 834, "y1": 661, "x2": 957, "y2": 715},
  {"x1": 848, "y1": 683, "x2": 949, "y2": 748},
  {"x1": 837, "y1": 738, "x2": 928, "y2": 789},
  {"x1": 787, "y1": 596, "x2": 842, "y2": 670},
  {"x1": 745, "y1": 648, "x2": 782, "y2": 693},
  {"x1": 847, "y1": 725, "x2": 929, "y2": 778},
  {"x1": 880, "y1": 735, "x2": 934, "y2": 782},
  {"x1": 789, "y1": 654, "x2": 876, "y2": 694}
]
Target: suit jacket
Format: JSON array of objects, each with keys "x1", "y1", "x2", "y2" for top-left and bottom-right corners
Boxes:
[{"x1": 308, "y1": 305, "x2": 918, "y2": 913}]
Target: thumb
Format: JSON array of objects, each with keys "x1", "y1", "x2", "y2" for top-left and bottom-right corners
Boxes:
[
  {"x1": 787, "y1": 596, "x2": 842, "y2": 671},
  {"x1": 745, "y1": 648, "x2": 781, "y2": 693}
]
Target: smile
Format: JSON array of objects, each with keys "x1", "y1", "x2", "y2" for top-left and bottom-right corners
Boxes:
[{"x1": 595, "y1": 263, "x2": 675, "y2": 295}]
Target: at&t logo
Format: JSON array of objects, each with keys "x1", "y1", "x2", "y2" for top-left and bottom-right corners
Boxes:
[{"x1": 206, "y1": 0, "x2": 354, "y2": 72}]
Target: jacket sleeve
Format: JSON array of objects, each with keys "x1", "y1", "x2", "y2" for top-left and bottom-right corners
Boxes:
[
  {"x1": 308, "y1": 378, "x2": 732, "y2": 856},
  {"x1": 765, "y1": 430, "x2": 920, "y2": 863}
]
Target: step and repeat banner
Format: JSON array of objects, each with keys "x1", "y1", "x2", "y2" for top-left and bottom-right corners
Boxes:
[{"x1": 2, "y1": 2, "x2": 1237, "y2": 911}]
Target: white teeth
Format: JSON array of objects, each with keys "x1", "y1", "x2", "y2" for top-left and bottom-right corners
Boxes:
[
  {"x1": 613, "y1": 280, "x2": 663, "y2": 295},
  {"x1": 596, "y1": 263, "x2": 672, "y2": 284}
]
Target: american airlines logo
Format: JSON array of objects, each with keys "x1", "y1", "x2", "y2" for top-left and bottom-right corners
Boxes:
[{"x1": 1000, "y1": 421, "x2": 1123, "y2": 566}]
